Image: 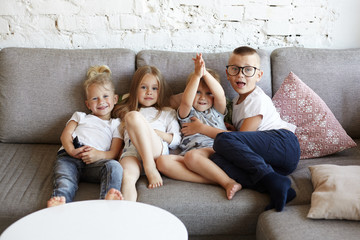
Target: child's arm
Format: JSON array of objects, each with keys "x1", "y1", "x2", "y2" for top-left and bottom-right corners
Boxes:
[
  {"x1": 154, "y1": 130, "x2": 173, "y2": 144},
  {"x1": 60, "y1": 120, "x2": 86, "y2": 158},
  {"x1": 181, "y1": 117, "x2": 228, "y2": 139},
  {"x1": 178, "y1": 53, "x2": 204, "y2": 119},
  {"x1": 238, "y1": 115, "x2": 262, "y2": 131},
  {"x1": 155, "y1": 109, "x2": 181, "y2": 149},
  {"x1": 183, "y1": 115, "x2": 262, "y2": 137},
  {"x1": 80, "y1": 138, "x2": 123, "y2": 164},
  {"x1": 201, "y1": 68, "x2": 226, "y2": 115}
]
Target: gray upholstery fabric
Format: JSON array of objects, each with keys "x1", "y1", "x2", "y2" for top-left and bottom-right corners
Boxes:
[
  {"x1": 74, "y1": 175, "x2": 270, "y2": 236},
  {"x1": 0, "y1": 48, "x2": 136, "y2": 144},
  {"x1": 0, "y1": 143, "x2": 57, "y2": 232},
  {"x1": 287, "y1": 139, "x2": 360, "y2": 206},
  {"x1": 136, "y1": 49, "x2": 272, "y2": 99},
  {"x1": 271, "y1": 47, "x2": 360, "y2": 138},
  {"x1": 0, "y1": 47, "x2": 359, "y2": 239},
  {"x1": 257, "y1": 205, "x2": 360, "y2": 240},
  {"x1": 136, "y1": 177, "x2": 269, "y2": 236}
]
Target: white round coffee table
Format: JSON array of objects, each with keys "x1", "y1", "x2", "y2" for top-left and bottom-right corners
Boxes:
[{"x1": 0, "y1": 200, "x2": 188, "y2": 240}]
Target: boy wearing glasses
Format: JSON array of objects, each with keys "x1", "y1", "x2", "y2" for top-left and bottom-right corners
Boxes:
[{"x1": 182, "y1": 46, "x2": 300, "y2": 212}]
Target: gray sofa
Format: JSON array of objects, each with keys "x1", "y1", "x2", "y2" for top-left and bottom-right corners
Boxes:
[{"x1": 0, "y1": 47, "x2": 359, "y2": 240}]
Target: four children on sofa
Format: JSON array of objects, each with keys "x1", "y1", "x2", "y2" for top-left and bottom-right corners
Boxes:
[{"x1": 48, "y1": 46, "x2": 300, "y2": 212}]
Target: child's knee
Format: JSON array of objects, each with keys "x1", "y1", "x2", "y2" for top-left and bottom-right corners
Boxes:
[
  {"x1": 183, "y1": 150, "x2": 199, "y2": 167},
  {"x1": 156, "y1": 156, "x2": 168, "y2": 171},
  {"x1": 124, "y1": 111, "x2": 142, "y2": 124},
  {"x1": 122, "y1": 165, "x2": 141, "y2": 181},
  {"x1": 106, "y1": 160, "x2": 123, "y2": 174},
  {"x1": 214, "y1": 132, "x2": 234, "y2": 149}
]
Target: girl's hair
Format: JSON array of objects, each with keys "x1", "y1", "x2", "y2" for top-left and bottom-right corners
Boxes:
[
  {"x1": 112, "y1": 65, "x2": 171, "y2": 120},
  {"x1": 84, "y1": 65, "x2": 115, "y2": 97}
]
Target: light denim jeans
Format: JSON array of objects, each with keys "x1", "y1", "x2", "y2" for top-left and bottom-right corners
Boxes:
[{"x1": 52, "y1": 151, "x2": 123, "y2": 202}]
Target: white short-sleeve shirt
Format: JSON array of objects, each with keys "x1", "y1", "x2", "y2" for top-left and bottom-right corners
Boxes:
[
  {"x1": 232, "y1": 86, "x2": 296, "y2": 133},
  {"x1": 64, "y1": 111, "x2": 121, "y2": 152}
]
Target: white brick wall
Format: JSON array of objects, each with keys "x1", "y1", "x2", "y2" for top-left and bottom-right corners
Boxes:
[{"x1": 0, "y1": 0, "x2": 358, "y2": 51}]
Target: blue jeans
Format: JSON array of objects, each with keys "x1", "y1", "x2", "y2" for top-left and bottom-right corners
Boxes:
[
  {"x1": 210, "y1": 129, "x2": 300, "y2": 190},
  {"x1": 52, "y1": 151, "x2": 123, "y2": 202}
]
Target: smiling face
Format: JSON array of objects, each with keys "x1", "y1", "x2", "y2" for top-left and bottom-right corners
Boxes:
[
  {"x1": 85, "y1": 83, "x2": 118, "y2": 120},
  {"x1": 226, "y1": 53, "x2": 263, "y2": 103},
  {"x1": 137, "y1": 73, "x2": 159, "y2": 107},
  {"x1": 193, "y1": 80, "x2": 214, "y2": 112}
]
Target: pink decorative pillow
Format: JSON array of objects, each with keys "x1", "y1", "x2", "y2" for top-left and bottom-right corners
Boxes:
[{"x1": 272, "y1": 72, "x2": 357, "y2": 159}]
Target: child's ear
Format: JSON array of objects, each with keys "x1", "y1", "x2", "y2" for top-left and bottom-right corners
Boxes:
[
  {"x1": 85, "y1": 100, "x2": 90, "y2": 110},
  {"x1": 225, "y1": 69, "x2": 230, "y2": 80},
  {"x1": 114, "y1": 94, "x2": 119, "y2": 103},
  {"x1": 256, "y1": 69, "x2": 264, "y2": 82}
]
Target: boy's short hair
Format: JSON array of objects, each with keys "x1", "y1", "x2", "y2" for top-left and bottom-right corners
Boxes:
[
  {"x1": 233, "y1": 46, "x2": 258, "y2": 56},
  {"x1": 232, "y1": 46, "x2": 261, "y2": 67},
  {"x1": 186, "y1": 68, "x2": 220, "y2": 85}
]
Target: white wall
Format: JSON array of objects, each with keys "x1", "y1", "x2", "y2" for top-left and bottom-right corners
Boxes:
[
  {"x1": 328, "y1": 0, "x2": 360, "y2": 49},
  {"x1": 0, "y1": 0, "x2": 359, "y2": 52}
]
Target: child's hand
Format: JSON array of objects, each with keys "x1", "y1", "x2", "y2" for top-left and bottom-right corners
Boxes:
[
  {"x1": 181, "y1": 117, "x2": 204, "y2": 136},
  {"x1": 225, "y1": 122, "x2": 236, "y2": 131},
  {"x1": 68, "y1": 146, "x2": 88, "y2": 159},
  {"x1": 154, "y1": 129, "x2": 173, "y2": 144},
  {"x1": 79, "y1": 146, "x2": 102, "y2": 164},
  {"x1": 192, "y1": 53, "x2": 205, "y2": 78},
  {"x1": 154, "y1": 129, "x2": 163, "y2": 138}
]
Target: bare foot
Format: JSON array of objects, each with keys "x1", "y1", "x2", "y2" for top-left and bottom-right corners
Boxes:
[
  {"x1": 226, "y1": 181, "x2": 242, "y2": 200},
  {"x1": 145, "y1": 168, "x2": 163, "y2": 189},
  {"x1": 47, "y1": 196, "x2": 66, "y2": 207},
  {"x1": 105, "y1": 188, "x2": 124, "y2": 200}
]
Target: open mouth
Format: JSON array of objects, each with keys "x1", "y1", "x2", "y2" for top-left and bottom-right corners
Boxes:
[
  {"x1": 236, "y1": 81, "x2": 246, "y2": 88},
  {"x1": 97, "y1": 105, "x2": 108, "y2": 110}
]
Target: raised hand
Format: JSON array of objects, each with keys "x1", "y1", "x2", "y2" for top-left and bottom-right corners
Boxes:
[{"x1": 192, "y1": 53, "x2": 205, "y2": 78}]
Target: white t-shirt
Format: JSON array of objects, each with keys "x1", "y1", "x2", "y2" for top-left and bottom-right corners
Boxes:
[
  {"x1": 122, "y1": 107, "x2": 181, "y2": 150},
  {"x1": 232, "y1": 86, "x2": 296, "y2": 133},
  {"x1": 60, "y1": 111, "x2": 121, "y2": 152}
]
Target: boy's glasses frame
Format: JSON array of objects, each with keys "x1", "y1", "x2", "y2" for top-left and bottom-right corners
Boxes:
[{"x1": 226, "y1": 65, "x2": 260, "y2": 77}]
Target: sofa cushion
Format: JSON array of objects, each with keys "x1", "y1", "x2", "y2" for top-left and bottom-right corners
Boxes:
[
  {"x1": 136, "y1": 49, "x2": 272, "y2": 100},
  {"x1": 75, "y1": 175, "x2": 270, "y2": 237},
  {"x1": 271, "y1": 47, "x2": 360, "y2": 139},
  {"x1": 0, "y1": 48, "x2": 136, "y2": 144},
  {"x1": 308, "y1": 164, "x2": 360, "y2": 220},
  {"x1": 0, "y1": 143, "x2": 56, "y2": 232},
  {"x1": 272, "y1": 72, "x2": 356, "y2": 159},
  {"x1": 287, "y1": 139, "x2": 360, "y2": 206},
  {"x1": 257, "y1": 205, "x2": 360, "y2": 240}
]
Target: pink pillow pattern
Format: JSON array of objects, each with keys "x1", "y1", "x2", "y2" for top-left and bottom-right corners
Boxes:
[{"x1": 272, "y1": 72, "x2": 357, "y2": 159}]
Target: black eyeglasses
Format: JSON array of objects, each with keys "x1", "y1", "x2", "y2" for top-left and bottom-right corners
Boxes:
[{"x1": 226, "y1": 65, "x2": 260, "y2": 77}]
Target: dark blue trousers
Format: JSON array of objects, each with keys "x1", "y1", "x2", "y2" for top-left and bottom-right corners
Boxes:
[{"x1": 210, "y1": 129, "x2": 300, "y2": 190}]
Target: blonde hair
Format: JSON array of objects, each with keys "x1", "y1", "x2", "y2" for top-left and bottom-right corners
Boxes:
[
  {"x1": 112, "y1": 66, "x2": 171, "y2": 133},
  {"x1": 84, "y1": 65, "x2": 115, "y2": 97},
  {"x1": 186, "y1": 68, "x2": 220, "y2": 86}
]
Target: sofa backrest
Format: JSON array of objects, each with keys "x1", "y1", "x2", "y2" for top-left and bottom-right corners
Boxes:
[
  {"x1": 0, "y1": 48, "x2": 136, "y2": 144},
  {"x1": 136, "y1": 49, "x2": 272, "y2": 100},
  {"x1": 271, "y1": 47, "x2": 360, "y2": 138},
  {"x1": 0, "y1": 47, "x2": 272, "y2": 144}
]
